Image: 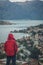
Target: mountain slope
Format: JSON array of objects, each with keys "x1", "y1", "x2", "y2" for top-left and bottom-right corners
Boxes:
[{"x1": 0, "y1": 1, "x2": 43, "y2": 20}]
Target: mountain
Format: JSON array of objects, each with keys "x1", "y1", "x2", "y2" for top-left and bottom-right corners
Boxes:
[{"x1": 0, "y1": 1, "x2": 43, "y2": 20}]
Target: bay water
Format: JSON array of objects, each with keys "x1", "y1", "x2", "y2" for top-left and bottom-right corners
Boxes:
[{"x1": 0, "y1": 20, "x2": 43, "y2": 43}]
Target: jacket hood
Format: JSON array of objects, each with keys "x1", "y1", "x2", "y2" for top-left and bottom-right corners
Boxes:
[{"x1": 8, "y1": 33, "x2": 14, "y2": 40}]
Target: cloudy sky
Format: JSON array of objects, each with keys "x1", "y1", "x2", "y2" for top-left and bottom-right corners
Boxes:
[
  {"x1": 9, "y1": 0, "x2": 43, "y2": 2},
  {"x1": 9, "y1": 0, "x2": 33, "y2": 2}
]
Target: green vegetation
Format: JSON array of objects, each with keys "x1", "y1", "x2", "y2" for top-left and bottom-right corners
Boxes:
[
  {"x1": 0, "y1": 54, "x2": 6, "y2": 59},
  {"x1": 29, "y1": 46, "x2": 42, "y2": 60}
]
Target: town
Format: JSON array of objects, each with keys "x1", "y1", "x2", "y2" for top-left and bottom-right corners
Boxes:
[{"x1": 0, "y1": 24, "x2": 43, "y2": 65}]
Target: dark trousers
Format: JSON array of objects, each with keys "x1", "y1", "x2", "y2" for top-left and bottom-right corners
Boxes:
[{"x1": 6, "y1": 55, "x2": 16, "y2": 65}]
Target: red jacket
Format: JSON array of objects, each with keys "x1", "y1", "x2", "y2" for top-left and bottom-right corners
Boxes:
[{"x1": 4, "y1": 33, "x2": 18, "y2": 56}]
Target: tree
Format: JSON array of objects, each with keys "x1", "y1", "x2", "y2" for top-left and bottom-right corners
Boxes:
[
  {"x1": 30, "y1": 45, "x2": 42, "y2": 60},
  {"x1": 31, "y1": 31, "x2": 36, "y2": 38}
]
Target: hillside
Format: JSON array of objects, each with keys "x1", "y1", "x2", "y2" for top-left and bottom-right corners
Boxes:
[
  {"x1": 0, "y1": 1, "x2": 43, "y2": 20},
  {"x1": 0, "y1": 21, "x2": 12, "y2": 25}
]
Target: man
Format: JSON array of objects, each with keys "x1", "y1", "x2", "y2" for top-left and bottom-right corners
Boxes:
[{"x1": 4, "y1": 33, "x2": 18, "y2": 65}]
